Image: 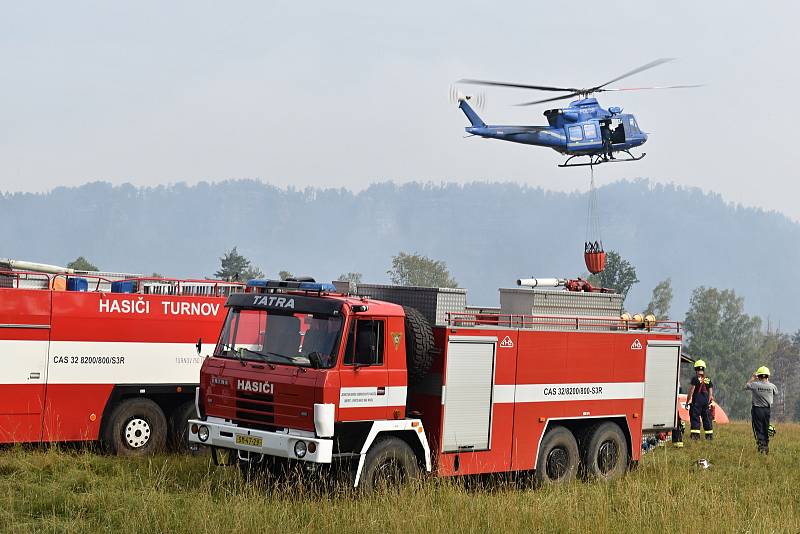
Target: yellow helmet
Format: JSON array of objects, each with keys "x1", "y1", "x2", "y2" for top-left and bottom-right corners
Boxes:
[
  {"x1": 694, "y1": 359, "x2": 706, "y2": 369},
  {"x1": 756, "y1": 366, "x2": 770, "y2": 377}
]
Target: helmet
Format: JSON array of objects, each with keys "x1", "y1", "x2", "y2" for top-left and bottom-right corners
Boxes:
[
  {"x1": 768, "y1": 424, "x2": 776, "y2": 438},
  {"x1": 694, "y1": 359, "x2": 706, "y2": 369},
  {"x1": 756, "y1": 366, "x2": 770, "y2": 377}
]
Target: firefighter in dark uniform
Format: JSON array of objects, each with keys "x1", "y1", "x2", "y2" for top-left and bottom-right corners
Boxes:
[
  {"x1": 686, "y1": 359, "x2": 714, "y2": 440},
  {"x1": 601, "y1": 121, "x2": 614, "y2": 161},
  {"x1": 745, "y1": 366, "x2": 778, "y2": 454}
]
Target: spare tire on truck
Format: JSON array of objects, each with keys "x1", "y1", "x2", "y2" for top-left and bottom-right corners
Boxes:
[{"x1": 402, "y1": 306, "x2": 434, "y2": 385}]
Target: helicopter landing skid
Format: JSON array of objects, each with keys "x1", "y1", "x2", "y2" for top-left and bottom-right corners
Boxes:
[{"x1": 558, "y1": 151, "x2": 646, "y2": 168}]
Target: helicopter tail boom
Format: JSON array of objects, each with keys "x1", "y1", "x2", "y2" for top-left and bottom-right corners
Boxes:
[{"x1": 458, "y1": 99, "x2": 486, "y2": 128}]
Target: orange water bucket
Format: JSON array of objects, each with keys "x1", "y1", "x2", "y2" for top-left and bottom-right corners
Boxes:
[{"x1": 584, "y1": 251, "x2": 606, "y2": 274}]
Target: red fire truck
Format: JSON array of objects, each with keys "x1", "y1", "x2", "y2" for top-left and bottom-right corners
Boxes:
[
  {"x1": 189, "y1": 278, "x2": 682, "y2": 490},
  {"x1": 0, "y1": 260, "x2": 242, "y2": 455}
]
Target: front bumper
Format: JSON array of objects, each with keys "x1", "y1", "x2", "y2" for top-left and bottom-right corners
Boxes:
[{"x1": 188, "y1": 417, "x2": 333, "y2": 463}]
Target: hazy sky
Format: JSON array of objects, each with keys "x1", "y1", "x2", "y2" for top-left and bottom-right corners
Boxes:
[{"x1": 2, "y1": 1, "x2": 798, "y2": 220}]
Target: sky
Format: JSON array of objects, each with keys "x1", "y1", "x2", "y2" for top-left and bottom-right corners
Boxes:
[{"x1": 1, "y1": 1, "x2": 798, "y2": 221}]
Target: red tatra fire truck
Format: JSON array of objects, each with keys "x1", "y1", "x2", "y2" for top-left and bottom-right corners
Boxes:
[
  {"x1": 0, "y1": 259, "x2": 242, "y2": 455},
  {"x1": 189, "y1": 278, "x2": 682, "y2": 490}
]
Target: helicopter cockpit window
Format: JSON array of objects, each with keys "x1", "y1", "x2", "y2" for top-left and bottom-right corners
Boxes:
[
  {"x1": 583, "y1": 124, "x2": 597, "y2": 139},
  {"x1": 568, "y1": 126, "x2": 583, "y2": 141}
]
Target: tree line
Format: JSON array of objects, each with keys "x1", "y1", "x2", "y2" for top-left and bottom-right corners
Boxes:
[{"x1": 65, "y1": 248, "x2": 800, "y2": 421}]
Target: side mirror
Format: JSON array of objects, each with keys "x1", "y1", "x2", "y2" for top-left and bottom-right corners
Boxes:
[{"x1": 196, "y1": 338, "x2": 202, "y2": 356}]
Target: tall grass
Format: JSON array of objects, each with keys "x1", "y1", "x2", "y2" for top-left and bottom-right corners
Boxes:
[{"x1": 1, "y1": 422, "x2": 797, "y2": 533}]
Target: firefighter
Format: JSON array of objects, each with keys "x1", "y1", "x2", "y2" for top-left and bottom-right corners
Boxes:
[
  {"x1": 672, "y1": 419, "x2": 685, "y2": 448},
  {"x1": 686, "y1": 359, "x2": 714, "y2": 440},
  {"x1": 745, "y1": 366, "x2": 778, "y2": 454},
  {"x1": 672, "y1": 387, "x2": 687, "y2": 447},
  {"x1": 601, "y1": 121, "x2": 614, "y2": 160}
]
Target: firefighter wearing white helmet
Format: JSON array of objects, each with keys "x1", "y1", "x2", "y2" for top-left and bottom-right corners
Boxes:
[
  {"x1": 745, "y1": 366, "x2": 778, "y2": 454},
  {"x1": 686, "y1": 359, "x2": 714, "y2": 440}
]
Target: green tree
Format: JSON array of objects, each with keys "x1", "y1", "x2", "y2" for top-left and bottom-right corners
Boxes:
[
  {"x1": 67, "y1": 256, "x2": 98, "y2": 272},
  {"x1": 587, "y1": 250, "x2": 638, "y2": 298},
  {"x1": 387, "y1": 252, "x2": 457, "y2": 288},
  {"x1": 214, "y1": 247, "x2": 264, "y2": 282},
  {"x1": 683, "y1": 286, "x2": 762, "y2": 419},
  {"x1": 278, "y1": 270, "x2": 293, "y2": 281},
  {"x1": 337, "y1": 272, "x2": 363, "y2": 285},
  {"x1": 645, "y1": 278, "x2": 673, "y2": 319}
]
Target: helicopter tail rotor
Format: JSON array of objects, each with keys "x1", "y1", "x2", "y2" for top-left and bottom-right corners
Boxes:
[{"x1": 449, "y1": 85, "x2": 485, "y2": 111}]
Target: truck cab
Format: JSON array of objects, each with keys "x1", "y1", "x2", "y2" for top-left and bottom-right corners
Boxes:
[{"x1": 189, "y1": 280, "x2": 431, "y2": 489}]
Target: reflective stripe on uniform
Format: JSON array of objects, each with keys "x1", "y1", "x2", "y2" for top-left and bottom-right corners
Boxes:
[
  {"x1": 704, "y1": 429, "x2": 714, "y2": 434},
  {"x1": 690, "y1": 429, "x2": 701, "y2": 434}
]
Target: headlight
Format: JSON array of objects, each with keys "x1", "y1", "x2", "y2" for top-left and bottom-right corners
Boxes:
[
  {"x1": 294, "y1": 440, "x2": 307, "y2": 458},
  {"x1": 198, "y1": 425, "x2": 210, "y2": 442}
]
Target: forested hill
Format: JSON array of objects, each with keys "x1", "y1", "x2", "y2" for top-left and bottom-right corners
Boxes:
[{"x1": 2, "y1": 179, "x2": 799, "y2": 330}]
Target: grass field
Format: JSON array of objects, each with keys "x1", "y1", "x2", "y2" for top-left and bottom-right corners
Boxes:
[{"x1": 1, "y1": 422, "x2": 798, "y2": 533}]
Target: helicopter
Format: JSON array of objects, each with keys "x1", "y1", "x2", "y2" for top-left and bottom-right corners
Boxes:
[{"x1": 453, "y1": 58, "x2": 699, "y2": 167}]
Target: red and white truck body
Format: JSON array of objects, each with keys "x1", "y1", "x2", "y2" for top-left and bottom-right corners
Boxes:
[
  {"x1": 190, "y1": 281, "x2": 681, "y2": 488},
  {"x1": 0, "y1": 268, "x2": 241, "y2": 453}
]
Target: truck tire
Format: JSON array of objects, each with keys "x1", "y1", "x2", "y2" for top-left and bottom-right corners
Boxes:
[
  {"x1": 169, "y1": 400, "x2": 197, "y2": 451},
  {"x1": 534, "y1": 426, "x2": 579, "y2": 486},
  {"x1": 359, "y1": 436, "x2": 419, "y2": 494},
  {"x1": 403, "y1": 306, "x2": 434, "y2": 385},
  {"x1": 102, "y1": 398, "x2": 168, "y2": 456},
  {"x1": 580, "y1": 422, "x2": 628, "y2": 481}
]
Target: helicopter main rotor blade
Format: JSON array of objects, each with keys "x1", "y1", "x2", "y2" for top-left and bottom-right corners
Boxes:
[
  {"x1": 515, "y1": 91, "x2": 585, "y2": 106},
  {"x1": 599, "y1": 84, "x2": 704, "y2": 92},
  {"x1": 458, "y1": 79, "x2": 580, "y2": 93},
  {"x1": 592, "y1": 58, "x2": 676, "y2": 91}
]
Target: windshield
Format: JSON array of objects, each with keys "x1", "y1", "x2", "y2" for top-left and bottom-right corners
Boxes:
[{"x1": 215, "y1": 308, "x2": 343, "y2": 368}]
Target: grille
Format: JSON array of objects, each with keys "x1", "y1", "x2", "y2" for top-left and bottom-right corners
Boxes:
[
  {"x1": 233, "y1": 391, "x2": 278, "y2": 432},
  {"x1": 349, "y1": 283, "x2": 467, "y2": 326}
]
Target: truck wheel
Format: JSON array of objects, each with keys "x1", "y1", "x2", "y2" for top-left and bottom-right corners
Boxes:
[
  {"x1": 359, "y1": 436, "x2": 419, "y2": 493},
  {"x1": 534, "y1": 426, "x2": 579, "y2": 485},
  {"x1": 403, "y1": 306, "x2": 434, "y2": 385},
  {"x1": 169, "y1": 400, "x2": 197, "y2": 451},
  {"x1": 581, "y1": 422, "x2": 628, "y2": 481},
  {"x1": 102, "y1": 398, "x2": 167, "y2": 456}
]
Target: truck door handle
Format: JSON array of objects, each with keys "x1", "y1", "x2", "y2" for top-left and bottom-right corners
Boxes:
[
  {"x1": 29, "y1": 372, "x2": 41, "y2": 380},
  {"x1": 377, "y1": 387, "x2": 386, "y2": 396}
]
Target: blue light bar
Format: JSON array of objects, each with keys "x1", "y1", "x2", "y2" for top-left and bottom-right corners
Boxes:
[{"x1": 299, "y1": 281, "x2": 336, "y2": 292}]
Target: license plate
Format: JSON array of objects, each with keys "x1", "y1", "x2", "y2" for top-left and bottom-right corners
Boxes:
[{"x1": 235, "y1": 434, "x2": 263, "y2": 447}]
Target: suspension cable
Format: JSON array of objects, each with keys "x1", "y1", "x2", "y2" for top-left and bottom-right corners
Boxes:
[{"x1": 585, "y1": 164, "x2": 603, "y2": 252}]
